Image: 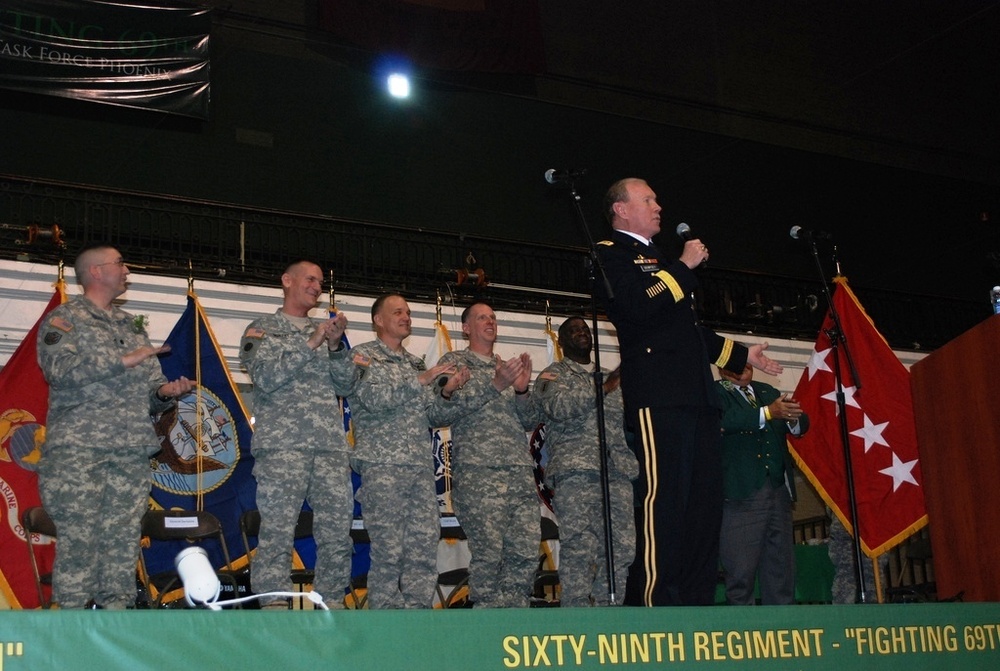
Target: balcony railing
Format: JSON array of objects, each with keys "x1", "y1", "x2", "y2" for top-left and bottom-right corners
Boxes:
[{"x1": 0, "y1": 174, "x2": 984, "y2": 351}]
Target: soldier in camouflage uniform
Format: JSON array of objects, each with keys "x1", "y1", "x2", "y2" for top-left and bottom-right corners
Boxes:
[
  {"x1": 534, "y1": 317, "x2": 638, "y2": 606},
  {"x1": 347, "y1": 293, "x2": 467, "y2": 609},
  {"x1": 428, "y1": 301, "x2": 540, "y2": 608},
  {"x1": 240, "y1": 260, "x2": 358, "y2": 609},
  {"x1": 37, "y1": 244, "x2": 193, "y2": 609}
]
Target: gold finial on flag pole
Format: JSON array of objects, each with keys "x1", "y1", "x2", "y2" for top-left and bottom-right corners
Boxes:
[
  {"x1": 545, "y1": 299, "x2": 552, "y2": 332},
  {"x1": 435, "y1": 290, "x2": 443, "y2": 325},
  {"x1": 329, "y1": 270, "x2": 336, "y2": 313},
  {"x1": 187, "y1": 260, "x2": 194, "y2": 292},
  {"x1": 57, "y1": 258, "x2": 64, "y2": 283}
]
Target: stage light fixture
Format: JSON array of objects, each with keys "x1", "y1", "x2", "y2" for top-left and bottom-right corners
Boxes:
[
  {"x1": 175, "y1": 547, "x2": 221, "y2": 608},
  {"x1": 387, "y1": 73, "x2": 411, "y2": 99},
  {"x1": 174, "y1": 548, "x2": 331, "y2": 610}
]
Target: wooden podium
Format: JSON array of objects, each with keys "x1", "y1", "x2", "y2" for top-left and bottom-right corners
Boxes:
[{"x1": 910, "y1": 314, "x2": 1000, "y2": 602}]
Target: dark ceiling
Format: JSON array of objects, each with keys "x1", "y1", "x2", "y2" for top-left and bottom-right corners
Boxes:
[
  {"x1": 526, "y1": 1, "x2": 1000, "y2": 304},
  {"x1": 5, "y1": 1, "x2": 999, "y2": 309},
  {"x1": 539, "y1": 1, "x2": 999, "y2": 181},
  {"x1": 300, "y1": 0, "x2": 1000, "y2": 302}
]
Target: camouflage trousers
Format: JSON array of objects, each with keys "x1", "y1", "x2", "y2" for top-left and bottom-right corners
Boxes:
[
  {"x1": 828, "y1": 513, "x2": 887, "y2": 603},
  {"x1": 38, "y1": 444, "x2": 150, "y2": 609},
  {"x1": 352, "y1": 459, "x2": 439, "y2": 609},
  {"x1": 252, "y1": 446, "x2": 353, "y2": 602},
  {"x1": 451, "y1": 464, "x2": 539, "y2": 608},
  {"x1": 549, "y1": 470, "x2": 635, "y2": 607}
]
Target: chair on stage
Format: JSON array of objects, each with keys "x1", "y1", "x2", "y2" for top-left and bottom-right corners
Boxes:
[
  {"x1": 238, "y1": 509, "x2": 261, "y2": 572},
  {"x1": 235, "y1": 509, "x2": 262, "y2": 609},
  {"x1": 346, "y1": 515, "x2": 369, "y2": 609},
  {"x1": 289, "y1": 510, "x2": 316, "y2": 602},
  {"x1": 434, "y1": 515, "x2": 471, "y2": 608},
  {"x1": 886, "y1": 535, "x2": 938, "y2": 603},
  {"x1": 434, "y1": 568, "x2": 471, "y2": 608},
  {"x1": 531, "y1": 516, "x2": 561, "y2": 607},
  {"x1": 21, "y1": 506, "x2": 56, "y2": 609},
  {"x1": 139, "y1": 509, "x2": 240, "y2": 608}
]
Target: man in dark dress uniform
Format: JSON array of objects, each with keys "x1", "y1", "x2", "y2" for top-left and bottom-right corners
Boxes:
[{"x1": 595, "y1": 177, "x2": 783, "y2": 606}]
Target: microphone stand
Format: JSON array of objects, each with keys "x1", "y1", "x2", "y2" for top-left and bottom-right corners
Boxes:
[
  {"x1": 562, "y1": 179, "x2": 618, "y2": 604},
  {"x1": 806, "y1": 241, "x2": 869, "y2": 603}
]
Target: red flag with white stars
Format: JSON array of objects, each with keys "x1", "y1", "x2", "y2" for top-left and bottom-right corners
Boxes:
[{"x1": 790, "y1": 277, "x2": 927, "y2": 556}]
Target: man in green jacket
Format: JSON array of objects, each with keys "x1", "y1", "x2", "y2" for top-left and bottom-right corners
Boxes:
[{"x1": 716, "y1": 363, "x2": 808, "y2": 605}]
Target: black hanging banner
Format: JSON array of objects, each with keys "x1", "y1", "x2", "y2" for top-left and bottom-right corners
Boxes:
[{"x1": 0, "y1": 0, "x2": 211, "y2": 118}]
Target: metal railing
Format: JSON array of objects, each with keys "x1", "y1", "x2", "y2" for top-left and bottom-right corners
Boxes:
[{"x1": 0, "y1": 174, "x2": 984, "y2": 350}]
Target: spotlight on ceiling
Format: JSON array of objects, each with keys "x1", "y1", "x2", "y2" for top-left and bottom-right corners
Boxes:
[{"x1": 387, "y1": 73, "x2": 411, "y2": 99}]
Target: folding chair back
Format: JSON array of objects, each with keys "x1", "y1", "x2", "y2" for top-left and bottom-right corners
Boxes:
[
  {"x1": 139, "y1": 509, "x2": 239, "y2": 608},
  {"x1": 238, "y1": 509, "x2": 261, "y2": 567},
  {"x1": 290, "y1": 510, "x2": 316, "y2": 608}
]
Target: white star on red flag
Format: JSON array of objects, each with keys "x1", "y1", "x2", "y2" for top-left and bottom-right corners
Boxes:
[
  {"x1": 806, "y1": 347, "x2": 832, "y2": 380},
  {"x1": 850, "y1": 414, "x2": 890, "y2": 453},
  {"x1": 879, "y1": 452, "x2": 920, "y2": 492},
  {"x1": 820, "y1": 384, "x2": 861, "y2": 413}
]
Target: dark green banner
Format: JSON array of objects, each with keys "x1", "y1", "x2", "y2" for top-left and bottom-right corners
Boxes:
[
  {"x1": 2, "y1": 603, "x2": 1000, "y2": 669},
  {"x1": 0, "y1": 1, "x2": 210, "y2": 118}
]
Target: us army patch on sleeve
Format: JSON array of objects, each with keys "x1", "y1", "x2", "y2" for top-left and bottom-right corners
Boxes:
[
  {"x1": 352, "y1": 351, "x2": 371, "y2": 367},
  {"x1": 43, "y1": 331, "x2": 62, "y2": 345},
  {"x1": 49, "y1": 316, "x2": 73, "y2": 332},
  {"x1": 244, "y1": 327, "x2": 265, "y2": 339}
]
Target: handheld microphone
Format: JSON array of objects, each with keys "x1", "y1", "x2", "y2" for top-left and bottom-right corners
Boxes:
[
  {"x1": 544, "y1": 168, "x2": 587, "y2": 185},
  {"x1": 789, "y1": 225, "x2": 833, "y2": 242},
  {"x1": 677, "y1": 222, "x2": 707, "y2": 268}
]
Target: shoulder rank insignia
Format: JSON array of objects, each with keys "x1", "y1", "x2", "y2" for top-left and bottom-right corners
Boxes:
[{"x1": 597, "y1": 240, "x2": 614, "y2": 246}]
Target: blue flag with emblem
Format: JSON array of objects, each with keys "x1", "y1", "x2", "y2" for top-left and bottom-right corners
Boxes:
[
  {"x1": 337, "y1": 327, "x2": 371, "y2": 583},
  {"x1": 145, "y1": 290, "x2": 257, "y2": 599}
]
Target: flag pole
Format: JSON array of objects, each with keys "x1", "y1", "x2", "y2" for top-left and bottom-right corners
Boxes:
[
  {"x1": 187, "y1": 260, "x2": 205, "y2": 510},
  {"x1": 334, "y1": 268, "x2": 344, "y2": 424},
  {"x1": 327, "y1": 270, "x2": 337, "y2": 317},
  {"x1": 544, "y1": 300, "x2": 562, "y2": 363},
  {"x1": 330, "y1": 269, "x2": 351, "y2": 441},
  {"x1": 433, "y1": 290, "x2": 453, "y2": 497},
  {"x1": 804, "y1": 241, "x2": 869, "y2": 603}
]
